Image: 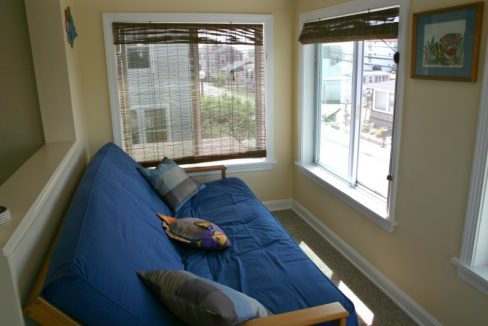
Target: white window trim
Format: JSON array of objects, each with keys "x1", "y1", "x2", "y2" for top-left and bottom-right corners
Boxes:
[
  {"x1": 102, "y1": 13, "x2": 275, "y2": 174},
  {"x1": 452, "y1": 46, "x2": 488, "y2": 296},
  {"x1": 297, "y1": 0, "x2": 409, "y2": 231}
]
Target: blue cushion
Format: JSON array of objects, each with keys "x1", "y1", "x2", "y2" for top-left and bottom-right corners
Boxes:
[
  {"x1": 138, "y1": 158, "x2": 202, "y2": 212},
  {"x1": 43, "y1": 144, "x2": 185, "y2": 325},
  {"x1": 137, "y1": 270, "x2": 270, "y2": 326}
]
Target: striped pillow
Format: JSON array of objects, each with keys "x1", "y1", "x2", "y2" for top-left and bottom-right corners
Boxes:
[
  {"x1": 137, "y1": 158, "x2": 202, "y2": 211},
  {"x1": 137, "y1": 270, "x2": 270, "y2": 326}
]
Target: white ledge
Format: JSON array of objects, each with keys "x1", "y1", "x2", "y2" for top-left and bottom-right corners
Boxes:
[
  {"x1": 295, "y1": 162, "x2": 395, "y2": 232},
  {"x1": 0, "y1": 141, "x2": 79, "y2": 256},
  {"x1": 452, "y1": 258, "x2": 488, "y2": 296}
]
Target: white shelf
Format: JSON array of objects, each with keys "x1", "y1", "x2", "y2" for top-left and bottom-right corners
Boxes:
[{"x1": 0, "y1": 141, "x2": 75, "y2": 255}]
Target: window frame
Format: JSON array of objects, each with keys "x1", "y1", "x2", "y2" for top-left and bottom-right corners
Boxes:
[
  {"x1": 102, "y1": 13, "x2": 274, "y2": 173},
  {"x1": 452, "y1": 46, "x2": 488, "y2": 296},
  {"x1": 297, "y1": 0, "x2": 409, "y2": 231}
]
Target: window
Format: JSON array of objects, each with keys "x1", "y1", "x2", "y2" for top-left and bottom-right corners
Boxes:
[
  {"x1": 103, "y1": 14, "x2": 273, "y2": 170},
  {"x1": 453, "y1": 47, "x2": 488, "y2": 296},
  {"x1": 298, "y1": 0, "x2": 408, "y2": 229},
  {"x1": 315, "y1": 38, "x2": 397, "y2": 197}
]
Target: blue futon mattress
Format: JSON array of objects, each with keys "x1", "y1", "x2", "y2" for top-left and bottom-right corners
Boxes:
[{"x1": 42, "y1": 143, "x2": 357, "y2": 325}]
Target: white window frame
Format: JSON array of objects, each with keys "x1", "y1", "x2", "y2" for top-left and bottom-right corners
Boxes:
[
  {"x1": 102, "y1": 13, "x2": 275, "y2": 174},
  {"x1": 452, "y1": 47, "x2": 488, "y2": 296},
  {"x1": 296, "y1": 0, "x2": 409, "y2": 231}
]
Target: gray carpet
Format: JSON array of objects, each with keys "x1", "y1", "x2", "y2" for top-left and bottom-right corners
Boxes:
[{"x1": 273, "y1": 209, "x2": 417, "y2": 326}]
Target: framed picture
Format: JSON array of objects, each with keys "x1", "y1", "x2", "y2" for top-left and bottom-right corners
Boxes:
[{"x1": 411, "y1": 2, "x2": 483, "y2": 82}]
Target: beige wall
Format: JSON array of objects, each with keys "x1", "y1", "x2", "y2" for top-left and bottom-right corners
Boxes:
[
  {"x1": 74, "y1": 0, "x2": 294, "y2": 200},
  {"x1": 0, "y1": 0, "x2": 45, "y2": 185},
  {"x1": 0, "y1": 0, "x2": 90, "y2": 324},
  {"x1": 62, "y1": 0, "x2": 88, "y2": 149},
  {"x1": 294, "y1": 0, "x2": 488, "y2": 325}
]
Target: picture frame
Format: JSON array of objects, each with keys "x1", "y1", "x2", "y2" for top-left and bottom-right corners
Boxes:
[{"x1": 411, "y1": 2, "x2": 483, "y2": 82}]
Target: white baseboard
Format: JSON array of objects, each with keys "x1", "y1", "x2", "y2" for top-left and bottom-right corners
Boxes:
[
  {"x1": 291, "y1": 200, "x2": 441, "y2": 326},
  {"x1": 262, "y1": 199, "x2": 293, "y2": 211}
]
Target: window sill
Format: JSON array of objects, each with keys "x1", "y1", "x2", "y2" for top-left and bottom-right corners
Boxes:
[
  {"x1": 181, "y1": 158, "x2": 276, "y2": 176},
  {"x1": 295, "y1": 162, "x2": 395, "y2": 232},
  {"x1": 452, "y1": 258, "x2": 488, "y2": 296}
]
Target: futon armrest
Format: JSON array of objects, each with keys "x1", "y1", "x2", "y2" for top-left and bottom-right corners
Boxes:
[
  {"x1": 241, "y1": 302, "x2": 349, "y2": 326},
  {"x1": 183, "y1": 165, "x2": 227, "y2": 179},
  {"x1": 24, "y1": 297, "x2": 79, "y2": 326}
]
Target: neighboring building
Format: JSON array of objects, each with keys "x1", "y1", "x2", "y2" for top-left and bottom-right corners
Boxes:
[
  {"x1": 364, "y1": 39, "x2": 397, "y2": 72},
  {"x1": 366, "y1": 78, "x2": 396, "y2": 130},
  {"x1": 123, "y1": 43, "x2": 193, "y2": 145},
  {"x1": 199, "y1": 44, "x2": 244, "y2": 82},
  {"x1": 320, "y1": 41, "x2": 396, "y2": 131}
]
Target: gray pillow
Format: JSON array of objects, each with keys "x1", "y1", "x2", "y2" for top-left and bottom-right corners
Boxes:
[
  {"x1": 137, "y1": 158, "x2": 202, "y2": 211},
  {"x1": 137, "y1": 270, "x2": 270, "y2": 326}
]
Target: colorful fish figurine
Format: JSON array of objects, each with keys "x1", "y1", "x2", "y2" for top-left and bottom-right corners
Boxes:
[{"x1": 156, "y1": 212, "x2": 231, "y2": 250}]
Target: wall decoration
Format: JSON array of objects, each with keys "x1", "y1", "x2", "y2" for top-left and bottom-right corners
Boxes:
[
  {"x1": 411, "y1": 2, "x2": 483, "y2": 81},
  {"x1": 65, "y1": 6, "x2": 78, "y2": 48}
]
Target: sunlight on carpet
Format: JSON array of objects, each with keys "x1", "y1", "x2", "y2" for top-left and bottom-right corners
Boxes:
[{"x1": 299, "y1": 241, "x2": 374, "y2": 325}]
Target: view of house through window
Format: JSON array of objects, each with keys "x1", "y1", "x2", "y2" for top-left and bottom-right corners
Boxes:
[
  {"x1": 112, "y1": 23, "x2": 266, "y2": 165},
  {"x1": 316, "y1": 39, "x2": 398, "y2": 198}
]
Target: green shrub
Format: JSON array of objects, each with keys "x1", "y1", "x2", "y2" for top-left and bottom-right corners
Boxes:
[{"x1": 200, "y1": 95, "x2": 257, "y2": 142}]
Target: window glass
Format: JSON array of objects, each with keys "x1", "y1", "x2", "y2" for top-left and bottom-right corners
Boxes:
[
  {"x1": 315, "y1": 38, "x2": 398, "y2": 198},
  {"x1": 358, "y1": 40, "x2": 397, "y2": 196},
  {"x1": 317, "y1": 42, "x2": 354, "y2": 180}
]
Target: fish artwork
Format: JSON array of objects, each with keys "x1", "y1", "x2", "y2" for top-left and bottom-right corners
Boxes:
[{"x1": 65, "y1": 7, "x2": 78, "y2": 48}]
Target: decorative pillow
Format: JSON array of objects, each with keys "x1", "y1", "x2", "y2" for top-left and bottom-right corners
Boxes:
[
  {"x1": 137, "y1": 270, "x2": 270, "y2": 326},
  {"x1": 157, "y1": 212, "x2": 231, "y2": 250},
  {"x1": 137, "y1": 158, "x2": 202, "y2": 211}
]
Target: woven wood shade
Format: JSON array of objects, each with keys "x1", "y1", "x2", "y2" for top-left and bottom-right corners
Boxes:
[
  {"x1": 111, "y1": 23, "x2": 266, "y2": 165},
  {"x1": 113, "y1": 23, "x2": 263, "y2": 46},
  {"x1": 299, "y1": 7, "x2": 399, "y2": 44}
]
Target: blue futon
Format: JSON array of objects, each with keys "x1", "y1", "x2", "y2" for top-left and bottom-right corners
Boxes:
[{"x1": 36, "y1": 143, "x2": 357, "y2": 325}]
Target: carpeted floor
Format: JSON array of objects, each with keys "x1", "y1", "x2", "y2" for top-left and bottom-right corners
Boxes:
[{"x1": 273, "y1": 209, "x2": 417, "y2": 326}]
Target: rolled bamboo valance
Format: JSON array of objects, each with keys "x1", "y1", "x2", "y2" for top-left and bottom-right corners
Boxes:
[
  {"x1": 113, "y1": 23, "x2": 263, "y2": 46},
  {"x1": 299, "y1": 7, "x2": 399, "y2": 44}
]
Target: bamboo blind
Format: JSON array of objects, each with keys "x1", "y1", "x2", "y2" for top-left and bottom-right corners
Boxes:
[
  {"x1": 112, "y1": 23, "x2": 266, "y2": 165},
  {"x1": 299, "y1": 7, "x2": 399, "y2": 44}
]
